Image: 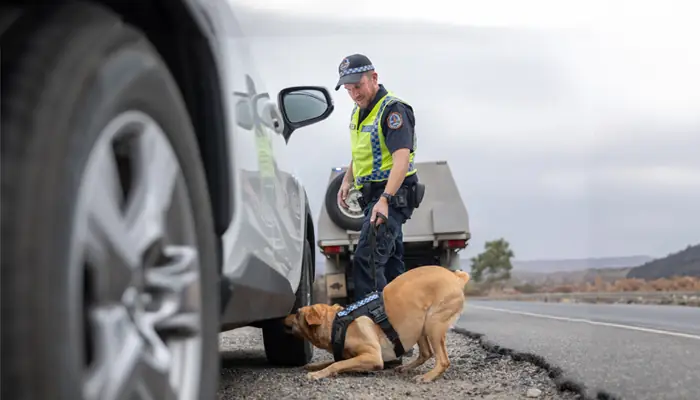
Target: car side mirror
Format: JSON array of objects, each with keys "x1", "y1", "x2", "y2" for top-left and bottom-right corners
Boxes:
[{"x1": 277, "y1": 86, "x2": 334, "y2": 141}]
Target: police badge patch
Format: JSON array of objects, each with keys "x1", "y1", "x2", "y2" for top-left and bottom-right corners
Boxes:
[
  {"x1": 339, "y1": 58, "x2": 350, "y2": 72},
  {"x1": 387, "y1": 111, "x2": 403, "y2": 129}
]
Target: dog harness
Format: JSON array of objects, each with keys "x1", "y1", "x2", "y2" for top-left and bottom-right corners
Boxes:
[{"x1": 330, "y1": 291, "x2": 405, "y2": 362}]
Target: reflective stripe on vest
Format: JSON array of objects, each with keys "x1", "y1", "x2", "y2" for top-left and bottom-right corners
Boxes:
[{"x1": 349, "y1": 92, "x2": 417, "y2": 189}]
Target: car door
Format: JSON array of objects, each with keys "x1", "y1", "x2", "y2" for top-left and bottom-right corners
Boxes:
[
  {"x1": 201, "y1": 4, "x2": 282, "y2": 279},
  {"x1": 229, "y1": 72, "x2": 285, "y2": 269},
  {"x1": 227, "y1": 51, "x2": 302, "y2": 282},
  {"x1": 249, "y1": 78, "x2": 305, "y2": 281}
]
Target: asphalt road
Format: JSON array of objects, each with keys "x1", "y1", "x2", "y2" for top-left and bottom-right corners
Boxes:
[{"x1": 457, "y1": 300, "x2": 700, "y2": 400}]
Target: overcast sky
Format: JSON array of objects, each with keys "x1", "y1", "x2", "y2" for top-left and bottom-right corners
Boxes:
[{"x1": 226, "y1": 0, "x2": 699, "y2": 261}]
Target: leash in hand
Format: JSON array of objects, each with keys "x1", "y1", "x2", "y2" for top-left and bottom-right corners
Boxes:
[{"x1": 368, "y1": 212, "x2": 388, "y2": 293}]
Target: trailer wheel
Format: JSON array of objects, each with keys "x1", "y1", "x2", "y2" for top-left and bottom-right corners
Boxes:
[{"x1": 325, "y1": 172, "x2": 364, "y2": 231}]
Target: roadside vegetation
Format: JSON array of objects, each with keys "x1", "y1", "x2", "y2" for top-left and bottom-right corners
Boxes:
[{"x1": 464, "y1": 239, "x2": 700, "y2": 303}]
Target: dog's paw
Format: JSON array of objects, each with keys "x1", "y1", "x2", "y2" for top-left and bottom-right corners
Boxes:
[
  {"x1": 306, "y1": 371, "x2": 325, "y2": 381},
  {"x1": 394, "y1": 365, "x2": 410, "y2": 374},
  {"x1": 413, "y1": 374, "x2": 435, "y2": 384}
]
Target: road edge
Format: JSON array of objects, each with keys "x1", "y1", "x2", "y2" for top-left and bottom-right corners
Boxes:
[
  {"x1": 465, "y1": 291, "x2": 700, "y2": 307},
  {"x1": 451, "y1": 327, "x2": 621, "y2": 400}
]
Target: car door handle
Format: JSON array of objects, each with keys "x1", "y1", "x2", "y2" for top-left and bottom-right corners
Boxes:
[{"x1": 263, "y1": 103, "x2": 284, "y2": 134}]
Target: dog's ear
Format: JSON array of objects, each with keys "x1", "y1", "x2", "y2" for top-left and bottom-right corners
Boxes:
[
  {"x1": 302, "y1": 305, "x2": 324, "y2": 326},
  {"x1": 331, "y1": 303, "x2": 344, "y2": 312}
]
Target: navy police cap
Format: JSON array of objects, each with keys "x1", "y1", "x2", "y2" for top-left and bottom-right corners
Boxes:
[{"x1": 335, "y1": 54, "x2": 375, "y2": 91}]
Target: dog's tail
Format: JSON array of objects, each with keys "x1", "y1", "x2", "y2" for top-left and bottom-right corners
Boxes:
[{"x1": 454, "y1": 270, "x2": 471, "y2": 288}]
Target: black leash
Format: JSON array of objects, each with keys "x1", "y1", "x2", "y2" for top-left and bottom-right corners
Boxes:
[
  {"x1": 368, "y1": 212, "x2": 388, "y2": 292},
  {"x1": 331, "y1": 210, "x2": 406, "y2": 362}
]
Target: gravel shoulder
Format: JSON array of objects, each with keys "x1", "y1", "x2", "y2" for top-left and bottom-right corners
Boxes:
[{"x1": 218, "y1": 327, "x2": 582, "y2": 400}]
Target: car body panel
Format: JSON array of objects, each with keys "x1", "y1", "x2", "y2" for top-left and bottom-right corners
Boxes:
[{"x1": 179, "y1": 0, "x2": 307, "y2": 328}]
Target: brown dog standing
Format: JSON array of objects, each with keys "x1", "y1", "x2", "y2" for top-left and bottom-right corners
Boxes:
[{"x1": 284, "y1": 265, "x2": 471, "y2": 382}]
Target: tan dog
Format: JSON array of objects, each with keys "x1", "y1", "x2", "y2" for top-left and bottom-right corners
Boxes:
[{"x1": 284, "y1": 265, "x2": 471, "y2": 382}]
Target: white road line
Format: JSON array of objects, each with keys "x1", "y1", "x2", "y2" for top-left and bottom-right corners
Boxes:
[{"x1": 469, "y1": 304, "x2": 700, "y2": 341}]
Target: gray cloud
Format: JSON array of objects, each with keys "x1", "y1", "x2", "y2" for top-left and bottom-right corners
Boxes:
[{"x1": 227, "y1": 7, "x2": 700, "y2": 260}]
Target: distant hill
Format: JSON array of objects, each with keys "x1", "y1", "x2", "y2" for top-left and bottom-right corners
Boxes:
[
  {"x1": 627, "y1": 244, "x2": 700, "y2": 280},
  {"x1": 508, "y1": 255, "x2": 654, "y2": 273},
  {"x1": 457, "y1": 255, "x2": 650, "y2": 286},
  {"x1": 510, "y1": 267, "x2": 631, "y2": 286}
]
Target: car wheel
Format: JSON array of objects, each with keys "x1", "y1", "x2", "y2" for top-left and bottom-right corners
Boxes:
[
  {"x1": 324, "y1": 172, "x2": 364, "y2": 231},
  {"x1": 0, "y1": 3, "x2": 219, "y2": 400},
  {"x1": 262, "y1": 238, "x2": 314, "y2": 366}
]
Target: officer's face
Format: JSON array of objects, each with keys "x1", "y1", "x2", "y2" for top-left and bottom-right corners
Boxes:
[{"x1": 344, "y1": 73, "x2": 377, "y2": 109}]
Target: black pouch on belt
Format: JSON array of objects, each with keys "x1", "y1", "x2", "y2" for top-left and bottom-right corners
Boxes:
[
  {"x1": 409, "y1": 183, "x2": 426, "y2": 208},
  {"x1": 392, "y1": 187, "x2": 409, "y2": 208}
]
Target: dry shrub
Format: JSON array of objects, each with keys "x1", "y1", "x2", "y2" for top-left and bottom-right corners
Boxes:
[
  {"x1": 649, "y1": 277, "x2": 674, "y2": 291},
  {"x1": 611, "y1": 278, "x2": 645, "y2": 292},
  {"x1": 533, "y1": 275, "x2": 700, "y2": 294},
  {"x1": 464, "y1": 282, "x2": 487, "y2": 297},
  {"x1": 513, "y1": 284, "x2": 540, "y2": 294},
  {"x1": 546, "y1": 285, "x2": 575, "y2": 293}
]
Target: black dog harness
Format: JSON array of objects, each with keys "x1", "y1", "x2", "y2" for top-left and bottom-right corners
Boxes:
[
  {"x1": 330, "y1": 291, "x2": 405, "y2": 361},
  {"x1": 329, "y1": 211, "x2": 405, "y2": 362}
]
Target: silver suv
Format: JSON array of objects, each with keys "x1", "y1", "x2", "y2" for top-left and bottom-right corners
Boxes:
[{"x1": 1, "y1": 1, "x2": 332, "y2": 399}]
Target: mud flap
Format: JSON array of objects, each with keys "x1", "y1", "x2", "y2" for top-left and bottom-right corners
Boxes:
[
  {"x1": 441, "y1": 249, "x2": 463, "y2": 271},
  {"x1": 326, "y1": 273, "x2": 347, "y2": 299}
]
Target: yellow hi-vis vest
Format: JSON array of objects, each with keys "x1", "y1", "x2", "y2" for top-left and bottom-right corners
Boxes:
[{"x1": 349, "y1": 91, "x2": 417, "y2": 189}]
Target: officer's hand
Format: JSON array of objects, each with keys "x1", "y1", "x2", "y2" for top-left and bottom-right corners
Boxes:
[
  {"x1": 338, "y1": 180, "x2": 351, "y2": 208},
  {"x1": 371, "y1": 197, "x2": 389, "y2": 225}
]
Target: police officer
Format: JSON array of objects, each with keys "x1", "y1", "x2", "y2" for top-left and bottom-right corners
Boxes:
[{"x1": 335, "y1": 53, "x2": 420, "y2": 302}]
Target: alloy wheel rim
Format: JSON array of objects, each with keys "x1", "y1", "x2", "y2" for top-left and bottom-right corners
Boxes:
[
  {"x1": 338, "y1": 187, "x2": 363, "y2": 219},
  {"x1": 70, "y1": 110, "x2": 204, "y2": 400}
]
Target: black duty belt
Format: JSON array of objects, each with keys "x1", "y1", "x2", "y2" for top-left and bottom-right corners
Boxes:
[{"x1": 357, "y1": 182, "x2": 425, "y2": 210}]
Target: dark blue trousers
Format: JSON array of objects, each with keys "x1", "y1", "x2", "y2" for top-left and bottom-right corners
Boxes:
[{"x1": 352, "y1": 198, "x2": 414, "y2": 301}]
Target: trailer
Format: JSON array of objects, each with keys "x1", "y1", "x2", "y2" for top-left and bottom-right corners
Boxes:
[{"x1": 316, "y1": 160, "x2": 471, "y2": 304}]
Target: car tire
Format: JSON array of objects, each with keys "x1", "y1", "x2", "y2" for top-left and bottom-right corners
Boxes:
[
  {"x1": 262, "y1": 238, "x2": 315, "y2": 366},
  {"x1": 325, "y1": 172, "x2": 364, "y2": 231},
  {"x1": 1, "y1": 3, "x2": 219, "y2": 400}
]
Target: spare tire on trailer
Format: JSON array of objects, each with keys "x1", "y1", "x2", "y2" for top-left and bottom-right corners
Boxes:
[{"x1": 325, "y1": 172, "x2": 364, "y2": 231}]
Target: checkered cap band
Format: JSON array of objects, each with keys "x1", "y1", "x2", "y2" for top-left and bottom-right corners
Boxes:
[{"x1": 340, "y1": 64, "x2": 375, "y2": 77}]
